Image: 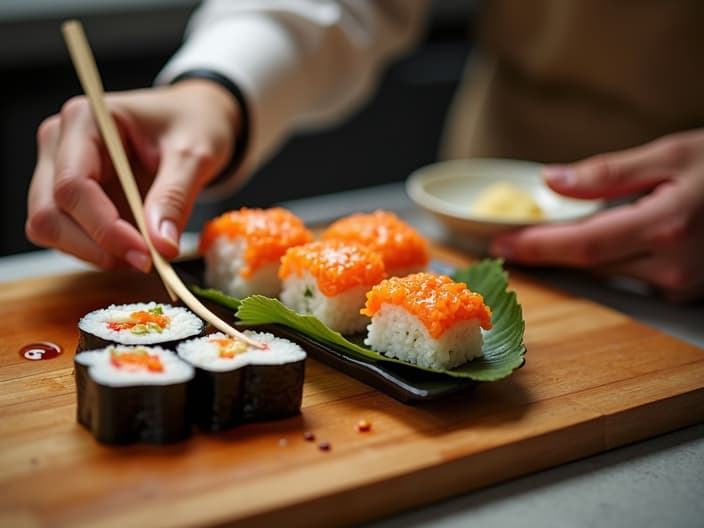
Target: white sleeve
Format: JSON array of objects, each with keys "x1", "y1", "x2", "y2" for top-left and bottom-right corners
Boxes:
[{"x1": 156, "y1": 0, "x2": 430, "y2": 196}]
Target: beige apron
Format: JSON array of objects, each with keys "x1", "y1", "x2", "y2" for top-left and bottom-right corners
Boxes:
[{"x1": 440, "y1": 0, "x2": 704, "y2": 163}]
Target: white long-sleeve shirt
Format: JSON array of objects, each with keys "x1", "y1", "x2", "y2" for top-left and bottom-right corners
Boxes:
[
  {"x1": 158, "y1": 0, "x2": 704, "y2": 196},
  {"x1": 157, "y1": 0, "x2": 430, "y2": 196}
]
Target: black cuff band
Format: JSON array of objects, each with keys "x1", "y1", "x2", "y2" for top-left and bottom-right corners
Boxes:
[{"x1": 171, "y1": 69, "x2": 250, "y2": 188}]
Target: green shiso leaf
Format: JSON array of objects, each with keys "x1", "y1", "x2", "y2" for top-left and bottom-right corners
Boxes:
[{"x1": 234, "y1": 259, "x2": 525, "y2": 382}]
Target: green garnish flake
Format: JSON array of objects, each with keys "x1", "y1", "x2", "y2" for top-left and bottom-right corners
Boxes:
[
  {"x1": 148, "y1": 322, "x2": 164, "y2": 334},
  {"x1": 304, "y1": 287, "x2": 313, "y2": 298},
  {"x1": 130, "y1": 324, "x2": 149, "y2": 335},
  {"x1": 148, "y1": 305, "x2": 163, "y2": 315}
]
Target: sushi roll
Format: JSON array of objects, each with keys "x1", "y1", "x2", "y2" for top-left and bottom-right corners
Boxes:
[
  {"x1": 199, "y1": 207, "x2": 314, "y2": 298},
  {"x1": 279, "y1": 239, "x2": 386, "y2": 334},
  {"x1": 77, "y1": 302, "x2": 205, "y2": 353},
  {"x1": 75, "y1": 345, "x2": 195, "y2": 444},
  {"x1": 177, "y1": 331, "x2": 306, "y2": 432},
  {"x1": 321, "y1": 210, "x2": 430, "y2": 277},
  {"x1": 361, "y1": 272, "x2": 493, "y2": 370}
]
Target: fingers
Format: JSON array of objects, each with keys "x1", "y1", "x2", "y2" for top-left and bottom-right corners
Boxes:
[
  {"x1": 26, "y1": 97, "x2": 151, "y2": 271},
  {"x1": 27, "y1": 115, "x2": 122, "y2": 269},
  {"x1": 542, "y1": 134, "x2": 689, "y2": 200},
  {"x1": 490, "y1": 200, "x2": 658, "y2": 267},
  {"x1": 601, "y1": 252, "x2": 704, "y2": 304},
  {"x1": 144, "y1": 139, "x2": 219, "y2": 258}
]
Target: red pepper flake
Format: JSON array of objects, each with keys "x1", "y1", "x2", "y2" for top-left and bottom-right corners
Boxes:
[
  {"x1": 355, "y1": 419, "x2": 372, "y2": 432},
  {"x1": 303, "y1": 431, "x2": 315, "y2": 442},
  {"x1": 318, "y1": 441, "x2": 331, "y2": 451}
]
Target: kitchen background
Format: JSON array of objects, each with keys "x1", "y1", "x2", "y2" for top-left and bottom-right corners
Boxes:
[{"x1": 0, "y1": 0, "x2": 475, "y2": 256}]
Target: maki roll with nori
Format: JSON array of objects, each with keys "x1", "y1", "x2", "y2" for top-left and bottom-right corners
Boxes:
[
  {"x1": 177, "y1": 331, "x2": 306, "y2": 432},
  {"x1": 77, "y1": 302, "x2": 205, "y2": 353},
  {"x1": 75, "y1": 345, "x2": 195, "y2": 444}
]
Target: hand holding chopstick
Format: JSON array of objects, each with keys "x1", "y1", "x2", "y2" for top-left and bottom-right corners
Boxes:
[{"x1": 61, "y1": 19, "x2": 264, "y2": 348}]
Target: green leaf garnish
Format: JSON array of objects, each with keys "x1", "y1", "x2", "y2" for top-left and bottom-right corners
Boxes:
[{"x1": 234, "y1": 259, "x2": 525, "y2": 382}]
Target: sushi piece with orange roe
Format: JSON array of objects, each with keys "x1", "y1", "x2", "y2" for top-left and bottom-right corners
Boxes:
[
  {"x1": 199, "y1": 207, "x2": 314, "y2": 298},
  {"x1": 321, "y1": 210, "x2": 430, "y2": 277},
  {"x1": 361, "y1": 272, "x2": 492, "y2": 370},
  {"x1": 279, "y1": 239, "x2": 386, "y2": 334}
]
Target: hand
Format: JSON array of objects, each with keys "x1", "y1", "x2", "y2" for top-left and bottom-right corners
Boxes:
[
  {"x1": 26, "y1": 79, "x2": 241, "y2": 272},
  {"x1": 490, "y1": 129, "x2": 704, "y2": 303}
]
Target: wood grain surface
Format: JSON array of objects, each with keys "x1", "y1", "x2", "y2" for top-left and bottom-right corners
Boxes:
[{"x1": 1, "y1": 245, "x2": 703, "y2": 528}]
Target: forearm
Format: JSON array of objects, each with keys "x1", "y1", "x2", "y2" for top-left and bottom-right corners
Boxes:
[{"x1": 156, "y1": 0, "x2": 430, "y2": 195}]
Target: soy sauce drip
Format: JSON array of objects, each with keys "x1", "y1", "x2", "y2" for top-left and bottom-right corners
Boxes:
[{"x1": 19, "y1": 342, "x2": 62, "y2": 361}]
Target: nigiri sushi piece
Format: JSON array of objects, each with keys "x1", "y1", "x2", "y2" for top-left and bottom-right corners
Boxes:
[
  {"x1": 361, "y1": 272, "x2": 492, "y2": 370},
  {"x1": 177, "y1": 331, "x2": 306, "y2": 432},
  {"x1": 75, "y1": 345, "x2": 195, "y2": 444},
  {"x1": 199, "y1": 207, "x2": 314, "y2": 298},
  {"x1": 279, "y1": 239, "x2": 386, "y2": 334},
  {"x1": 77, "y1": 302, "x2": 205, "y2": 353},
  {"x1": 321, "y1": 210, "x2": 430, "y2": 277}
]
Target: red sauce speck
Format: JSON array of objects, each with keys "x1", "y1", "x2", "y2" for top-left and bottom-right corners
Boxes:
[
  {"x1": 356, "y1": 419, "x2": 372, "y2": 432},
  {"x1": 19, "y1": 342, "x2": 62, "y2": 361}
]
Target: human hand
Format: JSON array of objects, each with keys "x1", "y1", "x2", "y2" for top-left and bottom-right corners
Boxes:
[
  {"x1": 26, "y1": 79, "x2": 241, "y2": 272},
  {"x1": 490, "y1": 129, "x2": 704, "y2": 302}
]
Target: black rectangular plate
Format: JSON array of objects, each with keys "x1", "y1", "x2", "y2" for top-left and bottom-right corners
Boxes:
[{"x1": 172, "y1": 257, "x2": 477, "y2": 404}]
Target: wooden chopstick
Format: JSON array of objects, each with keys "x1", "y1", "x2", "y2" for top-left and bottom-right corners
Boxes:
[{"x1": 61, "y1": 19, "x2": 265, "y2": 349}]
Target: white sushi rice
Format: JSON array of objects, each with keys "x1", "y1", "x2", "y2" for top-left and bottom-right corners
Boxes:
[
  {"x1": 364, "y1": 304, "x2": 484, "y2": 370},
  {"x1": 280, "y1": 271, "x2": 371, "y2": 335},
  {"x1": 76, "y1": 346, "x2": 194, "y2": 387},
  {"x1": 177, "y1": 331, "x2": 306, "y2": 372},
  {"x1": 204, "y1": 236, "x2": 281, "y2": 298},
  {"x1": 78, "y1": 302, "x2": 203, "y2": 345}
]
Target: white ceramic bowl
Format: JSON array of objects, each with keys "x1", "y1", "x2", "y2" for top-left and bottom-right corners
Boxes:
[{"x1": 406, "y1": 158, "x2": 603, "y2": 252}]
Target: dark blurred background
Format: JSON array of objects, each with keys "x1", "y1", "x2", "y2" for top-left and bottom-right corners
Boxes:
[{"x1": 0, "y1": 0, "x2": 475, "y2": 257}]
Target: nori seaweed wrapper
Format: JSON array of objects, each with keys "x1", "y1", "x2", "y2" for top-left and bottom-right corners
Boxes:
[
  {"x1": 189, "y1": 359, "x2": 305, "y2": 432},
  {"x1": 75, "y1": 349, "x2": 194, "y2": 445}
]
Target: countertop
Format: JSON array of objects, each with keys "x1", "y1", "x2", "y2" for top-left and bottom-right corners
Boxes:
[{"x1": 1, "y1": 182, "x2": 702, "y2": 528}]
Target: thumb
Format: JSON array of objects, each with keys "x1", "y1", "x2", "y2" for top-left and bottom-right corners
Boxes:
[
  {"x1": 542, "y1": 138, "x2": 679, "y2": 200},
  {"x1": 144, "y1": 146, "x2": 213, "y2": 259}
]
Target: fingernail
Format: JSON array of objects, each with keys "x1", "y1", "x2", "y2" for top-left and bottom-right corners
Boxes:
[
  {"x1": 125, "y1": 249, "x2": 152, "y2": 273},
  {"x1": 160, "y1": 219, "x2": 180, "y2": 249},
  {"x1": 542, "y1": 165, "x2": 576, "y2": 186}
]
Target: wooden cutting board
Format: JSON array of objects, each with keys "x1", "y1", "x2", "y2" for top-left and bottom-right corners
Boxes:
[{"x1": 1, "y1": 244, "x2": 703, "y2": 528}]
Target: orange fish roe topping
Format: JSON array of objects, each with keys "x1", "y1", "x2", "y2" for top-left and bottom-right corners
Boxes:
[
  {"x1": 361, "y1": 272, "x2": 492, "y2": 338},
  {"x1": 198, "y1": 207, "x2": 314, "y2": 278},
  {"x1": 107, "y1": 310, "x2": 170, "y2": 334},
  {"x1": 110, "y1": 347, "x2": 164, "y2": 373},
  {"x1": 279, "y1": 240, "x2": 386, "y2": 297},
  {"x1": 321, "y1": 210, "x2": 429, "y2": 271}
]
